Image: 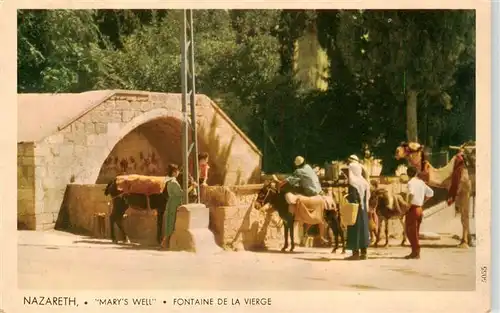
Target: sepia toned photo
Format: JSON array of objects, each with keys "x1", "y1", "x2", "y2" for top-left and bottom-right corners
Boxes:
[{"x1": 3, "y1": 2, "x2": 492, "y2": 312}]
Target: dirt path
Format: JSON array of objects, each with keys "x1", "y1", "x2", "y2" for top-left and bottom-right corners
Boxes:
[{"x1": 18, "y1": 228, "x2": 475, "y2": 291}]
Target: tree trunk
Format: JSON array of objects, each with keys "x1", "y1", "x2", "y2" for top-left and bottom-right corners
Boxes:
[{"x1": 406, "y1": 90, "x2": 418, "y2": 142}]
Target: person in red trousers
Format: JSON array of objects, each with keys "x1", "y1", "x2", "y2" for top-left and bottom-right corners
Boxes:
[{"x1": 403, "y1": 166, "x2": 434, "y2": 259}]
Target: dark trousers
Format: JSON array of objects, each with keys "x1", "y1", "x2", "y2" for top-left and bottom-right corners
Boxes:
[{"x1": 405, "y1": 205, "x2": 423, "y2": 255}]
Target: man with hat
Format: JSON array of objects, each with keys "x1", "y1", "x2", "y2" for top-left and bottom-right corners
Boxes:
[
  {"x1": 283, "y1": 156, "x2": 323, "y2": 197},
  {"x1": 278, "y1": 156, "x2": 327, "y2": 245}
]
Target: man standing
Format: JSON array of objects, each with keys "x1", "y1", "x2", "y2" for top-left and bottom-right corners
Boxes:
[{"x1": 403, "y1": 166, "x2": 434, "y2": 259}]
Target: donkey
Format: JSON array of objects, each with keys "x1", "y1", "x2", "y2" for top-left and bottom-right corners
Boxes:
[
  {"x1": 104, "y1": 173, "x2": 197, "y2": 244},
  {"x1": 255, "y1": 180, "x2": 345, "y2": 253},
  {"x1": 369, "y1": 187, "x2": 407, "y2": 247}
]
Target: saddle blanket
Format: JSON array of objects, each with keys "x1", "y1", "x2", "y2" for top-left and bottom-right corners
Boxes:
[
  {"x1": 116, "y1": 174, "x2": 167, "y2": 196},
  {"x1": 285, "y1": 193, "x2": 335, "y2": 225},
  {"x1": 285, "y1": 193, "x2": 335, "y2": 209}
]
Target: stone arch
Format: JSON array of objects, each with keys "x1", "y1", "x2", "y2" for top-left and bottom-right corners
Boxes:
[{"x1": 90, "y1": 108, "x2": 191, "y2": 183}]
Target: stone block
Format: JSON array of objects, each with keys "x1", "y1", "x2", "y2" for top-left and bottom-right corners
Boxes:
[
  {"x1": 109, "y1": 111, "x2": 122, "y2": 122},
  {"x1": 86, "y1": 134, "x2": 98, "y2": 146},
  {"x1": 49, "y1": 146, "x2": 60, "y2": 157},
  {"x1": 63, "y1": 133, "x2": 74, "y2": 144},
  {"x1": 18, "y1": 195, "x2": 35, "y2": 216},
  {"x1": 91, "y1": 111, "x2": 110, "y2": 123},
  {"x1": 26, "y1": 166, "x2": 35, "y2": 178},
  {"x1": 35, "y1": 185, "x2": 45, "y2": 204},
  {"x1": 19, "y1": 143, "x2": 34, "y2": 156},
  {"x1": 45, "y1": 134, "x2": 64, "y2": 145},
  {"x1": 59, "y1": 145, "x2": 74, "y2": 157},
  {"x1": 169, "y1": 204, "x2": 221, "y2": 253},
  {"x1": 37, "y1": 212, "x2": 56, "y2": 225},
  {"x1": 86, "y1": 146, "x2": 103, "y2": 160},
  {"x1": 34, "y1": 145, "x2": 50, "y2": 158},
  {"x1": 45, "y1": 166, "x2": 61, "y2": 180},
  {"x1": 107, "y1": 123, "x2": 121, "y2": 136},
  {"x1": 43, "y1": 188, "x2": 66, "y2": 212},
  {"x1": 121, "y1": 111, "x2": 135, "y2": 122},
  {"x1": 18, "y1": 214, "x2": 36, "y2": 230},
  {"x1": 74, "y1": 145, "x2": 87, "y2": 157},
  {"x1": 84, "y1": 122, "x2": 95, "y2": 133},
  {"x1": 34, "y1": 165, "x2": 46, "y2": 178},
  {"x1": 18, "y1": 174, "x2": 33, "y2": 189},
  {"x1": 129, "y1": 101, "x2": 142, "y2": 109},
  {"x1": 149, "y1": 93, "x2": 168, "y2": 103},
  {"x1": 40, "y1": 222, "x2": 56, "y2": 230},
  {"x1": 115, "y1": 100, "x2": 130, "y2": 110},
  {"x1": 73, "y1": 120, "x2": 85, "y2": 133},
  {"x1": 104, "y1": 99, "x2": 116, "y2": 108},
  {"x1": 17, "y1": 144, "x2": 25, "y2": 155},
  {"x1": 140, "y1": 101, "x2": 153, "y2": 112},
  {"x1": 22, "y1": 165, "x2": 34, "y2": 178},
  {"x1": 95, "y1": 122, "x2": 107, "y2": 134}
]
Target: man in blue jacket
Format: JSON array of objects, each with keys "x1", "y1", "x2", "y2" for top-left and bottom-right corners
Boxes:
[{"x1": 284, "y1": 156, "x2": 323, "y2": 197}]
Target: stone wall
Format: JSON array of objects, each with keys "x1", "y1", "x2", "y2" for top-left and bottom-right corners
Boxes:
[
  {"x1": 56, "y1": 184, "x2": 110, "y2": 237},
  {"x1": 57, "y1": 184, "x2": 165, "y2": 245},
  {"x1": 202, "y1": 185, "x2": 285, "y2": 250},
  {"x1": 22, "y1": 91, "x2": 262, "y2": 230},
  {"x1": 57, "y1": 184, "x2": 285, "y2": 250},
  {"x1": 195, "y1": 103, "x2": 262, "y2": 186},
  {"x1": 17, "y1": 143, "x2": 36, "y2": 229}
]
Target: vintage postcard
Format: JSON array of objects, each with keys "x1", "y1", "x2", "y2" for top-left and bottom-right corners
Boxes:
[{"x1": 0, "y1": 0, "x2": 492, "y2": 312}]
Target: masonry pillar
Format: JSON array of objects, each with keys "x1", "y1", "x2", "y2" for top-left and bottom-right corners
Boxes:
[{"x1": 168, "y1": 203, "x2": 221, "y2": 253}]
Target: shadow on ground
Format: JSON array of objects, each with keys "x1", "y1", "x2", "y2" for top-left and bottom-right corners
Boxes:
[
  {"x1": 253, "y1": 249, "x2": 306, "y2": 255},
  {"x1": 73, "y1": 238, "x2": 163, "y2": 251}
]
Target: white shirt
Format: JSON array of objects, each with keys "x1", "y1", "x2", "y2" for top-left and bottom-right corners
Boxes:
[{"x1": 407, "y1": 177, "x2": 434, "y2": 206}]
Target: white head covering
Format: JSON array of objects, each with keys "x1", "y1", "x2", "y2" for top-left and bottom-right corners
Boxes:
[
  {"x1": 348, "y1": 162, "x2": 370, "y2": 211},
  {"x1": 294, "y1": 156, "x2": 305, "y2": 167},
  {"x1": 348, "y1": 154, "x2": 360, "y2": 163}
]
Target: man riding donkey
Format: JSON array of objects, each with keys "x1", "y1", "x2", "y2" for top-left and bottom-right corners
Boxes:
[{"x1": 272, "y1": 156, "x2": 332, "y2": 245}]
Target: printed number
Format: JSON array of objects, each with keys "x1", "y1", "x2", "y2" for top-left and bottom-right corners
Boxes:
[{"x1": 480, "y1": 266, "x2": 488, "y2": 283}]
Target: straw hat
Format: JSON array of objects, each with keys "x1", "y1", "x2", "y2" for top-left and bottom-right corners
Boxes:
[{"x1": 294, "y1": 156, "x2": 305, "y2": 166}]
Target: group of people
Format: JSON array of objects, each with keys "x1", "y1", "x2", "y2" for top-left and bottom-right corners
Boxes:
[
  {"x1": 160, "y1": 152, "x2": 211, "y2": 250},
  {"x1": 159, "y1": 150, "x2": 434, "y2": 259},
  {"x1": 281, "y1": 153, "x2": 434, "y2": 260}
]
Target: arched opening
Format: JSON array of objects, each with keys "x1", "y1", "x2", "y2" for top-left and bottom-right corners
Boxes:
[
  {"x1": 94, "y1": 109, "x2": 255, "y2": 186},
  {"x1": 96, "y1": 116, "x2": 189, "y2": 184}
]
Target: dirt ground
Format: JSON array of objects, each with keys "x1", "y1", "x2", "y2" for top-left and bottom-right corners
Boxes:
[{"x1": 18, "y1": 203, "x2": 476, "y2": 291}]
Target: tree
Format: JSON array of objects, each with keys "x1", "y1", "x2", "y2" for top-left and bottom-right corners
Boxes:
[
  {"x1": 335, "y1": 10, "x2": 475, "y2": 143},
  {"x1": 18, "y1": 10, "x2": 106, "y2": 93}
]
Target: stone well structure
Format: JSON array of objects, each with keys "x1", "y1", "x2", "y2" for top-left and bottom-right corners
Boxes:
[
  {"x1": 17, "y1": 90, "x2": 262, "y2": 230},
  {"x1": 59, "y1": 183, "x2": 287, "y2": 250}
]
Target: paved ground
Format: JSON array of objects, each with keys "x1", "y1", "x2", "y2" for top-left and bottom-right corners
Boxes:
[{"x1": 18, "y1": 204, "x2": 476, "y2": 291}]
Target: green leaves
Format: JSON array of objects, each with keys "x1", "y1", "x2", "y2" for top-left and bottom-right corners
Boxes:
[
  {"x1": 17, "y1": 9, "x2": 475, "y2": 173},
  {"x1": 18, "y1": 10, "x2": 106, "y2": 92}
]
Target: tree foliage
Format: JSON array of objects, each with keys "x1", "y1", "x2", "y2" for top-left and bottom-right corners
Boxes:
[{"x1": 17, "y1": 9, "x2": 476, "y2": 174}]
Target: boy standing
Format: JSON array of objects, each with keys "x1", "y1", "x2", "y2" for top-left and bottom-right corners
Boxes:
[
  {"x1": 404, "y1": 166, "x2": 434, "y2": 259},
  {"x1": 198, "y1": 152, "x2": 210, "y2": 186}
]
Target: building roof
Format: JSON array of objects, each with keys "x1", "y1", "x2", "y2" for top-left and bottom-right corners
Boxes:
[
  {"x1": 17, "y1": 90, "x2": 114, "y2": 143},
  {"x1": 17, "y1": 90, "x2": 262, "y2": 156}
]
